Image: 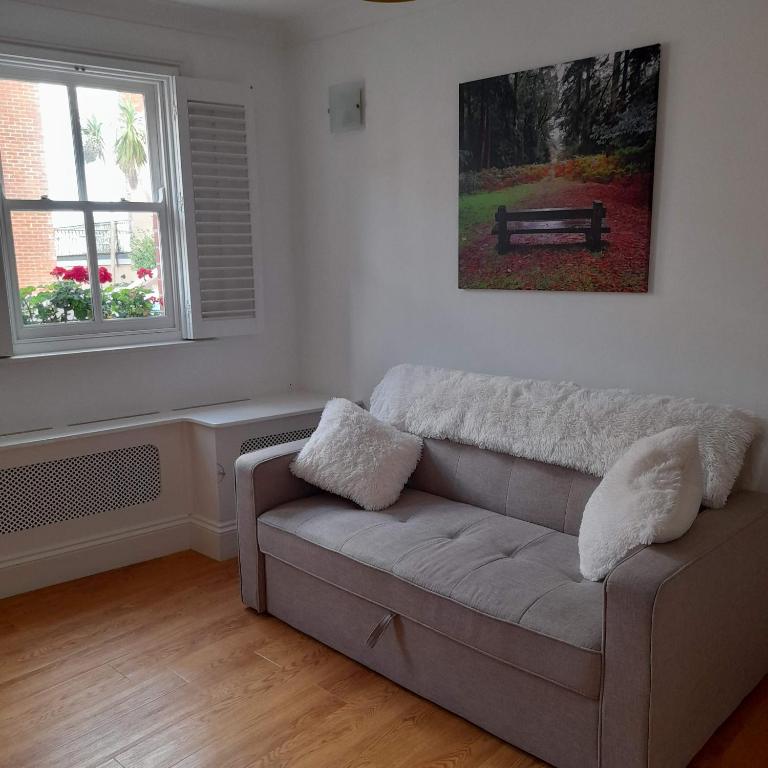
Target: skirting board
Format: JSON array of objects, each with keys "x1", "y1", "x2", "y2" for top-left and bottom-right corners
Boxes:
[
  {"x1": 0, "y1": 516, "x2": 191, "y2": 599},
  {"x1": 189, "y1": 516, "x2": 238, "y2": 561}
]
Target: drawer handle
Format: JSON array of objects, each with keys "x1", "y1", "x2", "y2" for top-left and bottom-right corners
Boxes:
[{"x1": 366, "y1": 611, "x2": 396, "y2": 649}]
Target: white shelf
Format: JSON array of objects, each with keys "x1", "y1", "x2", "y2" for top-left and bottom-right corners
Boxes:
[{"x1": 0, "y1": 390, "x2": 329, "y2": 451}]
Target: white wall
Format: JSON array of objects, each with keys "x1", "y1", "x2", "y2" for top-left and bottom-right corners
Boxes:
[
  {"x1": 290, "y1": 0, "x2": 768, "y2": 491},
  {"x1": 3, "y1": 0, "x2": 767, "y2": 491},
  {"x1": 0, "y1": 0, "x2": 299, "y2": 434}
]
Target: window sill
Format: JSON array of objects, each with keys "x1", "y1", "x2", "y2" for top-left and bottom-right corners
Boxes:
[
  {"x1": 0, "y1": 391, "x2": 329, "y2": 449},
  {"x1": 2, "y1": 338, "x2": 208, "y2": 362}
]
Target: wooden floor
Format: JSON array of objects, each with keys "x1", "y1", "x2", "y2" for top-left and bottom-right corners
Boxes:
[{"x1": 0, "y1": 552, "x2": 765, "y2": 768}]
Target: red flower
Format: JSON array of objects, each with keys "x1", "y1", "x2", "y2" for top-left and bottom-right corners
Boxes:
[
  {"x1": 136, "y1": 267, "x2": 153, "y2": 280},
  {"x1": 63, "y1": 265, "x2": 89, "y2": 283},
  {"x1": 98, "y1": 266, "x2": 112, "y2": 284},
  {"x1": 50, "y1": 266, "x2": 67, "y2": 278}
]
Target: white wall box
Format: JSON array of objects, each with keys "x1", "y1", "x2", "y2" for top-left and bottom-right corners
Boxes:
[{"x1": 329, "y1": 81, "x2": 364, "y2": 133}]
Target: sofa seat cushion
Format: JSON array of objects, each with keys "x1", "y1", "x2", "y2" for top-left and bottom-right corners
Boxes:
[{"x1": 258, "y1": 488, "x2": 604, "y2": 699}]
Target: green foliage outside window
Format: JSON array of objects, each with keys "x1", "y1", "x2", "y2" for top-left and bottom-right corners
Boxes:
[
  {"x1": 82, "y1": 117, "x2": 105, "y2": 164},
  {"x1": 19, "y1": 266, "x2": 160, "y2": 325},
  {"x1": 129, "y1": 231, "x2": 157, "y2": 271}
]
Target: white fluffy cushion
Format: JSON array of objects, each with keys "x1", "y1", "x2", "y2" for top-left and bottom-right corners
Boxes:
[
  {"x1": 290, "y1": 398, "x2": 423, "y2": 511},
  {"x1": 579, "y1": 427, "x2": 704, "y2": 581}
]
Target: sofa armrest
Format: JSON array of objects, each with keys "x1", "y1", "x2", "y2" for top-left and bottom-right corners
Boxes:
[
  {"x1": 600, "y1": 491, "x2": 768, "y2": 768},
  {"x1": 235, "y1": 439, "x2": 317, "y2": 611}
]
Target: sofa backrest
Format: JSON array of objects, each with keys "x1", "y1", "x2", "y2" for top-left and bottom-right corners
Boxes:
[{"x1": 408, "y1": 438, "x2": 600, "y2": 535}]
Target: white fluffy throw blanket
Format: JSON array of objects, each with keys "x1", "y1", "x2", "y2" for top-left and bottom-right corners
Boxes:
[{"x1": 369, "y1": 364, "x2": 757, "y2": 508}]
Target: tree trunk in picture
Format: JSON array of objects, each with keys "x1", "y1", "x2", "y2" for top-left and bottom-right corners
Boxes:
[
  {"x1": 478, "y1": 81, "x2": 488, "y2": 170},
  {"x1": 629, "y1": 51, "x2": 643, "y2": 102},
  {"x1": 582, "y1": 62, "x2": 593, "y2": 151},
  {"x1": 610, "y1": 51, "x2": 622, "y2": 109},
  {"x1": 511, "y1": 73, "x2": 520, "y2": 164},
  {"x1": 620, "y1": 50, "x2": 630, "y2": 110},
  {"x1": 573, "y1": 68, "x2": 583, "y2": 151}
]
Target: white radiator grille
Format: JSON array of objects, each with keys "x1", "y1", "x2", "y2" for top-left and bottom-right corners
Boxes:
[
  {"x1": 0, "y1": 444, "x2": 161, "y2": 535},
  {"x1": 188, "y1": 100, "x2": 256, "y2": 320},
  {"x1": 240, "y1": 428, "x2": 315, "y2": 456}
]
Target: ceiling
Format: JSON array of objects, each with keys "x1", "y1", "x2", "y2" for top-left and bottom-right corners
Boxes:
[
  {"x1": 15, "y1": 0, "x2": 448, "y2": 43},
  {"x1": 160, "y1": 0, "x2": 363, "y2": 21},
  {"x1": 161, "y1": 0, "x2": 448, "y2": 39}
]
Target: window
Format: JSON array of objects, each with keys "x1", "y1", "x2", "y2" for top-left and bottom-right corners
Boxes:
[
  {"x1": 0, "y1": 55, "x2": 261, "y2": 356},
  {"x1": 0, "y1": 58, "x2": 179, "y2": 352}
]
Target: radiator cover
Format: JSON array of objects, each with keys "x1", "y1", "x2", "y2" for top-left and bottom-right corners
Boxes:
[
  {"x1": 239, "y1": 427, "x2": 315, "y2": 456},
  {"x1": 0, "y1": 444, "x2": 161, "y2": 535}
]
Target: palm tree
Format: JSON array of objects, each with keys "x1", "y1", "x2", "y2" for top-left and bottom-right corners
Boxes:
[
  {"x1": 82, "y1": 117, "x2": 105, "y2": 163},
  {"x1": 115, "y1": 98, "x2": 147, "y2": 190}
]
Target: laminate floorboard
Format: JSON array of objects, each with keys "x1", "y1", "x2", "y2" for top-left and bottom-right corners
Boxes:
[{"x1": 0, "y1": 552, "x2": 763, "y2": 768}]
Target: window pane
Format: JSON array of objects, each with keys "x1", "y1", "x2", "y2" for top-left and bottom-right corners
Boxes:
[
  {"x1": 94, "y1": 211, "x2": 166, "y2": 319},
  {"x1": 0, "y1": 79, "x2": 79, "y2": 200},
  {"x1": 77, "y1": 88, "x2": 153, "y2": 203},
  {"x1": 11, "y1": 210, "x2": 94, "y2": 325}
]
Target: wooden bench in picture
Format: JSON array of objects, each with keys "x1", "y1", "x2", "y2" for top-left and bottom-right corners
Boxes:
[{"x1": 492, "y1": 201, "x2": 610, "y2": 254}]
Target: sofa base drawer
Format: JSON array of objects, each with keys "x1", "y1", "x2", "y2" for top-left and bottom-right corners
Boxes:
[{"x1": 264, "y1": 554, "x2": 599, "y2": 768}]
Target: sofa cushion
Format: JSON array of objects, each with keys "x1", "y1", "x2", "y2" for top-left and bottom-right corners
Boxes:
[
  {"x1": 258, "y1": 488, "x2": 604, "y2": 698},
  {"x1": 579, "y1": 427, "x2": 704, "y2": 581},
  {"x1": 409, "y1": 439, "x2": 600, "y2": 535},
  {"x1": 290, "y1": 398, "x2": 422, "y2": 511}
]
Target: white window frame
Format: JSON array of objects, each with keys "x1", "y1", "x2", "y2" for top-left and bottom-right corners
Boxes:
[{"x1": 0, "y1": 54, "x2": 184, "y2": 354}]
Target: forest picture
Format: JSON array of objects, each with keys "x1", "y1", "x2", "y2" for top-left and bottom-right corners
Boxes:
[{"x1": 459, "y1": 44, "x2": 660, "y2": 292}]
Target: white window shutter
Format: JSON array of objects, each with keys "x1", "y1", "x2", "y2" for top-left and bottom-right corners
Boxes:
[{"x1": 174, "y1": 77, "x2": 261, "y2": 339}]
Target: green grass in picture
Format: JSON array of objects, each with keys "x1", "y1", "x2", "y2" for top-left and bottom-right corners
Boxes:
[{"x1": 458, "y1": 184, "x2": 536, "y2": 244}]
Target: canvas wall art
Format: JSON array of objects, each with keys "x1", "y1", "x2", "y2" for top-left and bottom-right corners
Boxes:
[{"x1": 459, "y1": 44, "x2": 660, "y2": 292}]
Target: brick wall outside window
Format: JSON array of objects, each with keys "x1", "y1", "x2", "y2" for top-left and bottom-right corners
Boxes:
[{"x1": 0, "y1": 79, "x2": 56, "y2": 287}]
